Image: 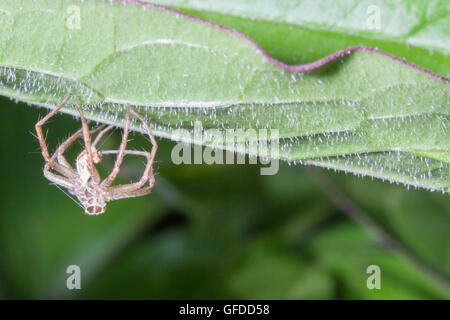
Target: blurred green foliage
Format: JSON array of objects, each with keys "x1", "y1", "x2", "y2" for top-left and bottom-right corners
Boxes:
[{"x1": 0, "y1": 96, "x2": 448, "y2": 299}]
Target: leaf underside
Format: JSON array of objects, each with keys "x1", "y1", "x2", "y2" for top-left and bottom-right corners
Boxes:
[{"x1": 0, "y1": 0, "x2": 449, "y2": 192}]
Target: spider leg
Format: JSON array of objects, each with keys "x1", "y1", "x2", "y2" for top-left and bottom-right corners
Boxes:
[
  {"x1": 52, "y1": 125, "x2": 106, "y2": 170},
  {"x1": 35, "y1": 93, "x2": 71, "y2": 162},
  {"x1": 35, "y1": 94, "x2": 77, "y2": 178},
  {"x1": 101, "y1": 150, "x2": 155, "y2": 201},
  {"x1": 43, "y1": 164, "x2": 74, "y2": 190},
  {"x1": 106, "y1": 184, "x2": 155, "y2": 201},
  {"x1": 102, "y1": 108, "x2": 158, "y2": 200},
  {"x1": 101, "y1": 150, "x2": 151, "y2": 156},
  {"x1": 100, "y1": 106, "x2": 131, "y2": 188},
  {"x1": 126, "y1": 108, "x2": 158, "y2": 188},
  {"x1": 73, "y1": 99, "x2": 95, "y2": 167},
  {"x1": 130, "y1": 108, "x2": 158, "y2": 165},
  {"x1": 73, "y1": 99, "x2": 107, "y2": 184},
  {"x1": 53, "y1": 128, "x2": 83, "y2": 169},
  {"x1": 104, "y1": 150, "x2": 154, "y2": 194},
  {"x1": 92, "y1": 125, "x2": 115, "y2": 148}
]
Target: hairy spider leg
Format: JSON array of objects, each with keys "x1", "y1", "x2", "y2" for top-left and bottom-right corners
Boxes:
[
  {"x1": 73, "y1": 99, "x2": 96, "y2": 167},
  {"x1": 100, "y1": 106, "x2": 131, "y2": 188},
  {"x1": 101, "y1": 108, "x2": 158, "y2": 200},
  {"x1": 92, "y1": 125, "x2": 115, "y2": 148},
  {"x1": 35, "y1": 93, "x2": 71, "y2": 161},
  {"x1": 43, "y1": 167, "x2": 74, "y2": 190},
  {"x1": 100, "y1": 150, "x2": 155, "y2": 200},
  {"x1": 44, "y1": 126, "x2": 107, "y2": 193},
  {"x1": 51, "y1": 125, "x2": 106, "y2": 170},
  {"x1": 43, "y1": 128, "x2": 85, "y2": 192},
  {"x1": 130, "y1": 108, "x2": 157, "y2": 189},
  {"x1": 35, "y1": 93, "x2": 77, "y2": 179},
  {"x1": 37, "y1": 97, "x2": 158, "y2": 214}
]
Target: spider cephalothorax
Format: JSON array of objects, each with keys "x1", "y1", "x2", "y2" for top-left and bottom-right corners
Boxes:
[{"x1": 35, "y1": 94, "x2": 158, "y2": 216}]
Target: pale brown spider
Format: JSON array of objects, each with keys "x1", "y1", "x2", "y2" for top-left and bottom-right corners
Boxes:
[{"x1": 35, "y1": 94, "x2": 158, "y2": 215}]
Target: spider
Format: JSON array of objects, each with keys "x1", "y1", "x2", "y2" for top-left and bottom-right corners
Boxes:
[{"x1": 35, "y1": 94, "x2": 158, "y2": 216}]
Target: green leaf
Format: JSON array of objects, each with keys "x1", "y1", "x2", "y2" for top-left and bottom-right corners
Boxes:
[
  {"x1": 152, "y1": 0, "x2": 450, "y2": 77},
  {"x1": 0, "y1": 0, "x2": 448, "y2": 192}
]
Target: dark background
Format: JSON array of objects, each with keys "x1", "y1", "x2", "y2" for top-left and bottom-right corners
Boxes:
[{"x1": 0, "y1": 96, "x2": 448, "y2": 299}]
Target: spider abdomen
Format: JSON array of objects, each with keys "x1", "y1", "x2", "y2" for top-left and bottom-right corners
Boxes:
[{"x1": 74, "y1": 182, "x2": 107, "y2": 215}]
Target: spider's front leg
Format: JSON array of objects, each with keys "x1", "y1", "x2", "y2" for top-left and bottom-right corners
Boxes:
[
  {"x1": 73, "y1": 99, "x2": 114, "y2": 185},
  {"x1": 51, "y1": 125, "x2": 107, "y2": 170},
  {"x1": 35, "y1": 94, "x2": 71, "y2": 162},
  {"x1": 43, "y1": 164, "x2": 74, "y2": 190},
  {"x1": 35, "y1": 94, "x2": 77, "y2": 179}
]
